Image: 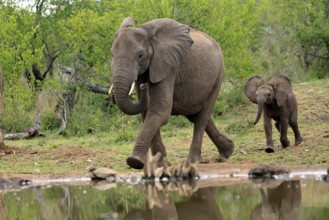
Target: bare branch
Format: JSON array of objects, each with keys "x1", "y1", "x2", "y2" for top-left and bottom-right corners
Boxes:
[{"x1": 87, "y1": 83, "x2": 110, "y2": 95}]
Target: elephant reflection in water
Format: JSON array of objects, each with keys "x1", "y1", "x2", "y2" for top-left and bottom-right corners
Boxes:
[
  {"x1": 124, "y1": 185, "x2": 223, "y2": 220},
  {"x1": 251, "y1": 180, "x2": 301, "y2": 220}
]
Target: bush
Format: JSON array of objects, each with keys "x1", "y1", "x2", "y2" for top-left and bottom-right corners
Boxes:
[
  {"x1": 214, "y1": 82, "x2": 248, "y2": 117},
  {"x1": 112, "y1": 114, "x2": 139, "y2": 143},
  {"x1": 225, "y1": 119, "x2": 254, "y2": 135},
  {"x1": 170, "y1": 116, "x2": 190, "y2": 128},
  {"x1": 1, "y1": 82, "x2": 37, "y2": 133},
  {"x1": 40, "y1": 111, "x2": 61, "y2": 132}
]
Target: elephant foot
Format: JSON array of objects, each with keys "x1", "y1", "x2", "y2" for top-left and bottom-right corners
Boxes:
[
  {"x1": 295, "y1": 137, "x2": 303, "y2": 145},
  {"x1": 265, "y1": 146, "x2": 275, "y2": 153},
  {"x1": 188, "y1": 154, "x2": 201, "y2": 164},
  {"x1": 126, "y1": 154, "x2": 146, "y2": 170},
  {"x1": 217, "y1": 139, "x2": 234, "y2": 159},
  {"x1": 281, "y1": 139, "x2": 290, "y2": 148}
]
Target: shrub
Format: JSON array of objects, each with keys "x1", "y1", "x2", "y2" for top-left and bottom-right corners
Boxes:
[
  {"x1": 40, "y1": 111, "x2": 61, "y2": 132},
  {"x1": 1, "y1": 82, "x2": 37, "y2": 133},
  {"x1": 170, "y1": 116, "x2": 190, "y2": 128},
  {"x1": 225, "y1": 119, "x2": 254, "y2": 135}
]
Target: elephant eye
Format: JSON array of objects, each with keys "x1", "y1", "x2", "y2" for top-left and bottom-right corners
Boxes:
[{"x1": 138, "y1": 51, "x2": 144, "y2": 59}]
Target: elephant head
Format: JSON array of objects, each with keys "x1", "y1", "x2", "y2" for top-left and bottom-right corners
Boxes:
[
  {"x1": 111, "y1": 17, "x2": 193, "y2": 115},
  {"x1": 244, "y1": 75, "x2": 293, "y2": 125}
]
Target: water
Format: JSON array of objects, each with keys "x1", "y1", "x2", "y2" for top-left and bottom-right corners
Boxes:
[{"x1": 1, "y1": 177, "x2": 328, "y2": 220}]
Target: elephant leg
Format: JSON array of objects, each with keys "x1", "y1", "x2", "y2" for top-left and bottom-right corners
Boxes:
[
  {"x1": 150, "y1": 130, "x2": 168, "y2": 167},
  {"x1": 140, "y1": 111, "x2": 168, "y2": 166},
  {"x1": 186, "y1": 80, "x2": 223, "y2": 163},
  {"x1": 186, "y1": 114, "x2": 208, "y2": 163},
  {"x1": 264, "y1": 114, "x2": 274, "y2": 153},
  {"x1": 205, "y1": 119, "x2": 234, "y2": 159},
  {"x1": 127, "y1": 114, "x2": 170, "y2": 169},
  {"x1": 279, "y1": 117, "x2": 290, "y2": 148},
  {"x1": 127, "y1": 76, "x2": 174, "y2": 169},
  {"x1": 289, "y1": 113, "x2": 302, "y2": 145}
]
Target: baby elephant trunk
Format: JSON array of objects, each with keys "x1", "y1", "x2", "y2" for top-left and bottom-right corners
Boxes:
[{"x1": 254, "y1": 99, "x2": 264, "y2": 125}]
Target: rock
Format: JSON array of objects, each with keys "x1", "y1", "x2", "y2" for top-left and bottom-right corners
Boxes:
[
  {"x1": 0, "y1": 176, "x2": 31, "y2": 191},
  {"x1": 248, "y1": 164, "x2": 289, "y2": 179},
  {"x1": 91, "y1": 167, "x2": 119, "y2": 179}
]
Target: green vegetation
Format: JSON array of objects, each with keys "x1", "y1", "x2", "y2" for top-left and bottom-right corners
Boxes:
[
  {"x1": 1, "y1": 79, "x2": 328, "y2": 174},
  {"x1": 0, "y1": 1, "x2": 328, "y2": 174}
]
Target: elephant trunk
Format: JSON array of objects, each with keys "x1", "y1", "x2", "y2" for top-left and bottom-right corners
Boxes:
[
  {"x1": 254, "y1": 98, "x2": 264, "y2": 125},
  {"x1": 112, "y1": 75, "x2": 149, "y2": 115}
]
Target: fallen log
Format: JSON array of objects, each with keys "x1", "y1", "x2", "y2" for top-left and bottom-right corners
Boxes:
[{"x1": 3, "y1": 113, "x2": 43, "y2": 140}]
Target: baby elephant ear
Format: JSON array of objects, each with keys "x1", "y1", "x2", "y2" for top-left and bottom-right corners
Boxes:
[
  {"x1": 269, "y1": 75, "x2": 293, "y2": 107},
  {"x1": 141, "y1": 18, "x2": 194, "y2": 83},
  {"x1": 244, "y1": 75, "x2": 265, "y2": 104},
  {"x1": 120, "y1": 17, "x2": 136, "y2": 28}
]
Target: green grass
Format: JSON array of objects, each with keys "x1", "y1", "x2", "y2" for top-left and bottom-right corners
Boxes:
[{"x1": 1, "y1": 79, "x2": 328, "y2": 174}]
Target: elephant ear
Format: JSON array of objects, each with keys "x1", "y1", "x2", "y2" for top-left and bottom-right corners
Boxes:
[
  {"x1": 141, "y1": 18, "x2": 194, "y2": 83},
  {"x1": 244, "y1": 75, "x2": 265, "y2": 104},
  {"x1": 269, "y1": 75, "x2": 292, "y2": 107},
  {"x1": 120, "y1": 17, "x2": 136, "y2": 28}
]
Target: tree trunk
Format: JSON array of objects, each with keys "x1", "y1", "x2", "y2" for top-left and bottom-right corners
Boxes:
[{"x1": 0, "y1": 67, "x2": 4, "y2": 148}]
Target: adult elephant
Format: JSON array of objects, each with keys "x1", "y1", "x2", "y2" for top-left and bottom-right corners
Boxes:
[
  {"x1": 244, "y1": 75, "x2": 302, "y2": 153},
  {"x1": 110, "y1": 17, "x2": 234, "y2": 169}
]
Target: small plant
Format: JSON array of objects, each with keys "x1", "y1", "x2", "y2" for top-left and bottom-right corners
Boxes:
[
  {"x1": 170, "y1": 116, "x2": 190, "y2": 128},
  {"x1": 112, "y1": 115, "x2": 138, "y2": 143},
  {"x1": 225, "y1": 120, "x2": 254, "y2": 135},
  {"x1": 214, "y1": 81, "x2": 248, "y2": 118},
  {"x1": 213, "y1": 97, "x2": 229, "y2": 116}
]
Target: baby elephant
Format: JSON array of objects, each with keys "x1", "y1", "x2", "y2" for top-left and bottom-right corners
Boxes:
[{"x1": 244, "y1": 75, "x2": 302, "y2": 153}]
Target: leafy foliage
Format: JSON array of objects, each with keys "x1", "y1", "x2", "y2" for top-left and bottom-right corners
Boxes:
[{"x1": 0, "y1": 0, "x2": 328, "y2": 135}]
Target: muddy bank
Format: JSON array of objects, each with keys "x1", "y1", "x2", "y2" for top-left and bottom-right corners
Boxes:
[{"x1": 1, "y1": 164, "x2": 328, "y2": 194}]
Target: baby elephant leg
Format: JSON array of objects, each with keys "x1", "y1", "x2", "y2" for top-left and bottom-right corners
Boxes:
[
  {"x1": 289, "y1": 115, "x2": 303, "y2": 145},
  {"x1": 279, "y1": 118, "x2": 290, "y2": 148},
  {"x1": 264, "y1": 116, "x2": 274, "y2": 153}
]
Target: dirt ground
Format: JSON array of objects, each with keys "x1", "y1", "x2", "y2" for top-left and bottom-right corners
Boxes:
[
  {"x1": 1, "y1": 80, "x2": 329, "y2": 178},
  {"x1": 293, "y1": 81, "x2": 329, "y2": 147}
]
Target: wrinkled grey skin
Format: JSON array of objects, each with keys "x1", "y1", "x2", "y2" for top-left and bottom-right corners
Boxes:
[
  {"x1": 111, "y1": 17, "x2": 234, "y2": 169},
  {"x1": 244, "y1": 75, "x2": 303, "y2": 153},
  {"x1": 250, "y1": 181, "x2": 301, "y2": 220}
]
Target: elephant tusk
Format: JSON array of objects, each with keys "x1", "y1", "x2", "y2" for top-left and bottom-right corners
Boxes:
[
  {"x1": 108, "y1": 84, "x2": 113, "y2": 95},
  {"x1": 129, "y1": 81, "x2": 135, "y2": 96}
]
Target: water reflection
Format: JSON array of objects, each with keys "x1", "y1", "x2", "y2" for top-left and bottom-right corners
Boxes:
[
  {"x1": 124, "y1": 186, "x2": 223, "y2": 220},
  {"x1": 250, "y1": 180, "x2": 301, "y2": 220},
  {"x1": 1, "y1": 179, "x2": 328, "y2": 219}
]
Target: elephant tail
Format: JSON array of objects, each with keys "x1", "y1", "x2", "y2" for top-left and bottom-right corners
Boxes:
[{"x1": 206, "y1": 119, "x2": 234, "y2": 159}]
